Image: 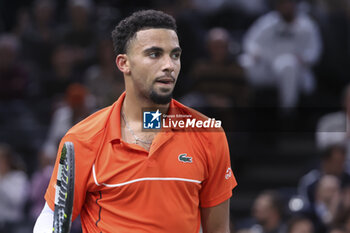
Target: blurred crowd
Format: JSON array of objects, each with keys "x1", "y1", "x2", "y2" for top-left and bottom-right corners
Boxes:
[{"x1": 0, "y1": 0, "x2": 349, "y2": 232}]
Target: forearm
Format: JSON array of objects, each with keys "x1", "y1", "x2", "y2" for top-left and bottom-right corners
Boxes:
[
  {"x1": 201, "y1": 200, "x2": 230, "y2": 233},
  {"x1": 202, "y1": 225, "x2": 230, "y2": 233}
]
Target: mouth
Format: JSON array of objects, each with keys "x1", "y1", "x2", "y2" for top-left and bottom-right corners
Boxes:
[{"x1": 155, "y1": 76, "x2": 175, "y2": 86}]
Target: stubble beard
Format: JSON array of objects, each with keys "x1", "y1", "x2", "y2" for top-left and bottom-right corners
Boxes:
[{"x1": 149, "y1": 88, "x2": 173, "y2": 105}]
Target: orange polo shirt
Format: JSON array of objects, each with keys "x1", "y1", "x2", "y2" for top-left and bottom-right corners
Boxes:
[{"x1": 45, "y1": 92, "x2": 237, "y2": 233}]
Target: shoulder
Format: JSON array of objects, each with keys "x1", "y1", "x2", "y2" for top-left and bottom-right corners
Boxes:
[
  {"x1": 171, "y1": 99, "x2": 227, "y2": 143},
  {"x1": 172, "y1": 99, "x2": 208, "y2": 120},
  {"x1": 57, "y1": 105, "x2": 117, "y2": 176},
  {"x1": 295, "y1": 13, "x2": 319, "y2": 29},
  {"x1": 53, "y1": 105, "x2": 72, "y2": 118},
  {"x1": 299, "y1": 169, "x2": 321, "y2": 187},
  {"x1": 3, "y1": 171, "x2": 28, "y2": 184},
  {"x1": 172, "y1": 99, "x2": 223, "y2": 126},
  {"x1": 319, "y1": 111, "x2": 345, "y2": 121},
  {"x1": 253, "y1": 11, "x2": 280, "y2": 28},
  {"x1": 65, "y1": 104, "x2": 115, "y2": 143},
  {"x1": 317, "y1": 111, "x2": 346, "y2": 131},
  {"x1": 245, "y1": 11, "x2": 280, "y2": 39}
]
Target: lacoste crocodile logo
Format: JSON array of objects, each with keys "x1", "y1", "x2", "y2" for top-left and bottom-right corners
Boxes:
[{"x1": 178, "y1": 153, "x2": 192, "y2": 163}]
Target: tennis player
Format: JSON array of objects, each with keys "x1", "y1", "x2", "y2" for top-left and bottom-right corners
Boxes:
[{"x1": 34, "y1": 10, "x2": 237, "y2": 233}]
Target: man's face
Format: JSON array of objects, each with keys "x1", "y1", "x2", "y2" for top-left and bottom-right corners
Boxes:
[
  {"x1": 327, "y1": 147, "x2": 346, "y2": 176},
  {"x1": 276, "y1": 1, "x2": 296, "y2": 23},
  {"x1": 289, "y1": 220, "x2": 314, "y2": 233},
  {"x1": 253, "y1": 195, "x2": 274, "y2": 224},
  {"x1": 126, "y1": 28, "x2": 181, "y2": 104}
]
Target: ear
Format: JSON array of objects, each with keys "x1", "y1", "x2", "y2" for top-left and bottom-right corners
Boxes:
[{"x1": 116, "y1": 54, "x2": 131, "y2": 75}]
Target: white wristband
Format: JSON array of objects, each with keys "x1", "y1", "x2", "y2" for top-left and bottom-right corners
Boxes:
[{"x1": 33, "y1": 202, "x2": 54, "y2": 233}]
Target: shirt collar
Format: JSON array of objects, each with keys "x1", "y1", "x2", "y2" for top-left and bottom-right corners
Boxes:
[
  {"x1": 108, "y1": 92, "x2": 125, "y2": 143},
  {"x1": 108, "y1": 92, "x2": 179, "y2": 142}
]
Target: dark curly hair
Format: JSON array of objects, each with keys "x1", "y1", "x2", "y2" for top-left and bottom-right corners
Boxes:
[{"x1": 111, "y1": 10, "x2": 177, "y2": 56}]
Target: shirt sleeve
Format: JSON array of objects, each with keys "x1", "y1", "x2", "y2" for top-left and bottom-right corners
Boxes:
[
  {"x1": 298, "y1": 15, "x2": 322, "y2": 66},
  {"x1": 243, "y1": 12, "x2": 275, "y2": 58},
  {"x1": 199, "y1": 131, "x2": 237, "y2": 208},
  {"x1": 44, "y1": 133, "x2": 94, "y2": 221}
]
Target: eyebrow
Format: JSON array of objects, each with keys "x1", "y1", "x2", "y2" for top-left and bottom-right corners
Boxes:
[
  {"x1": 172, "y1": 47, "x2": 182, "y2": 54},
  {"x1": 143, "y1": 46, "x2": 182, "y2": 54}
]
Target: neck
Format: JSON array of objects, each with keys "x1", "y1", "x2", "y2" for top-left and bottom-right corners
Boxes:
[
  {"x1": 123, "y1": 89, "x2": 170, "y2": 123},
  {"x1": 263, "y1": 216, "x2": 280, "y2": 232},
  {"x1": 321, "y1": 163, "x2": 341, "y2": 177}
]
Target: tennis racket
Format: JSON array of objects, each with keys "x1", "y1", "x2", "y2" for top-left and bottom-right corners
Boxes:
[{"x1": 53, "y1": 142, "x2": 75, "y2": 233}]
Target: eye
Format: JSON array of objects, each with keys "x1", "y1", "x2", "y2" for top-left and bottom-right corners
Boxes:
[
  {"x1": 149, "y1": 52, "x2": 160, "y2": 58},
  {"x1": 171, "y1": 52, "x2": 181, "y2": 60}
]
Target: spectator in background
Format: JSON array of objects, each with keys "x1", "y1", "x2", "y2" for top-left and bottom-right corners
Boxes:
[
  {"x1": 313, "y1": 175, "x2": 341, "y2": 226},
  {"x1": 28, "y1": 149, "x2": 55, "y2": 221},
  {"x1": 298, "y1": 174, "x2": 350, "y2": 233},
  {"x1": 182, "y1": 27, "x2": 249, "y2": 108},
  {"x1": 0, "y1": 34, "x2": 28, "y2": 100},
  {"x1": 286, "y1": 215, "x2": 314, "y2": 233},
  {"x1": 298, "y1": 144, "x2": 350, "y2": 209},
  {"x1": 60, "y1": 0, "x2": 96, "y2": 72},
  {"x1": 332, "y1": 193, "x2": 350, "y2": 233},
  {"x1": 189, "y1": 27, "x2": 249, "y2": 107},
  {"x1": 316, "y1": 83, "x2": 350, "y2": 170},
  {"x1": 328, "y1": 226, "x2": 347, "y2": 233},
  {"x1": 20, "y1": 0, "x2": 57, "y2": 73},
  {"x1": 84, "y1": 38, "x2": 124, "y2": 109},
  {"x1": 41, "y1": 44, "x2": 81, "y2": 101},
  {"x1": 12, "y1": 8, "x2": 32, "y2": 40},
  {"x1": 240, "y1": 0, "x2": 322, "y2": 109},
  {"x1": 0, "y1": 143, "x2": 28, "y2": 233},
  {"x1": 247, "y1": 190, "x2": 285, "y2": 233},
  {"x1": 231, "y1": 0, "x2": 269, "y2": 17},
  {"x1": 43, "y1": 83, "x2": 95, "y2": 158},
  {"x1": 310, "y1": 0, "x2": 350, "y2": 90}
]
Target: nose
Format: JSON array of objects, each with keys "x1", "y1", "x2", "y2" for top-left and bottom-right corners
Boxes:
[{"x1": 162, "y1": 55, "x2": 175, "y2": 74}]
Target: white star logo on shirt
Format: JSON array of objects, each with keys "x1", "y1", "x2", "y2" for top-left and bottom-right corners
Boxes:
[{"x1": 151, "y1": 109, "x2": 161, "y2": 122}]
